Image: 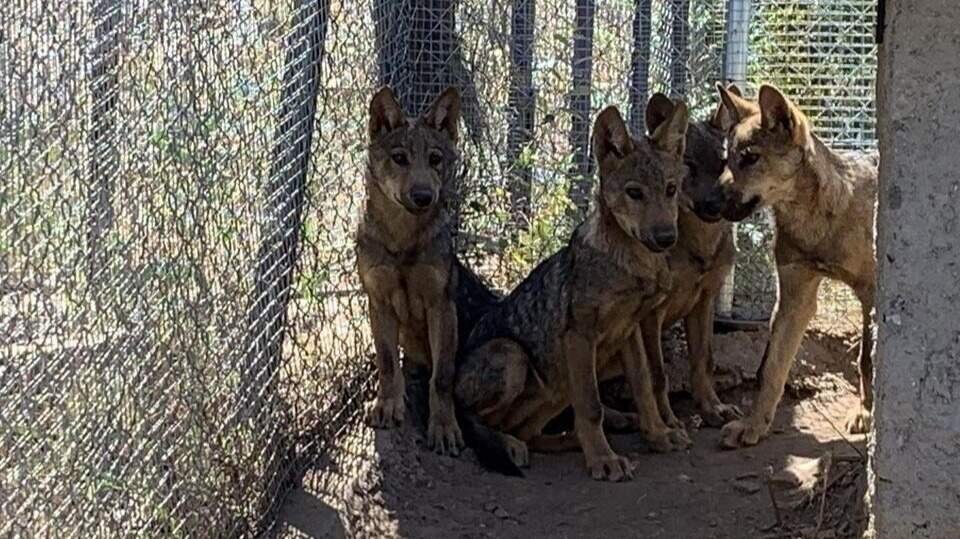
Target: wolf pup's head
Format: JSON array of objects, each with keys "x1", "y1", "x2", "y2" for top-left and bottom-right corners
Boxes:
[
  {"x1": 680, "y1": 84, "x2": 742, "y2": 223},
  {"x1": 592, "y1": 94, "x2": 688, "y2": 253},
  {"x1": 367, "y1": 87, "x2": 461, "y2": 216},
  {"x1": 715, "y1": 83, "x2": 816, "y2": 221}
]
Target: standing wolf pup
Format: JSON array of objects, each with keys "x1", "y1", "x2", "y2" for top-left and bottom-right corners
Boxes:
[
  {"x1": 715, "y1": 84, "x2": 878, "y2": 448},
  {"x1": 638, "y1": 87, "x2": 745, "y2": 432},
  {"x1": 455, "y1": 96, "x2": 690, "y2": 481},
  {"x1": 357, "y1": 87, "x2": 496, "y2": 456}
]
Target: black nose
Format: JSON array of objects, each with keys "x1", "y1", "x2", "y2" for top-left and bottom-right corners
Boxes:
[
  {"x1": 409, "y1": 188, "x2": 434, "y2": 208},
  {"x1": 652, "y1": 226, "x2": 677, "y2": 249}
]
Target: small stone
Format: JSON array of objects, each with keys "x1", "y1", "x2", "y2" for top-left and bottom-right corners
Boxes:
[
  {"x1": 493, "y1": 507, "x2": 510, "y2": 519},
  {"x1": 678, "y1": 473, "x2": 694, "y2": 483},
  {"x1": 647, "y1": 511, "x2": 659, "y2": 520},
  {"x1": 483, "y1": 502, "x2": 497, "y2": 512},
  {"x1": 731, "y1": 477, "x2": 761, "y2": 495}
]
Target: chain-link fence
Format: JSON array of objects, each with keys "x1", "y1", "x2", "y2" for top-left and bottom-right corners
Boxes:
[{"x1": 1, "y1": 0, "x2": 875, "y2": 536}]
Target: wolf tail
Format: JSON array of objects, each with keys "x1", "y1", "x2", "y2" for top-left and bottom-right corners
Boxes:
[
  {"x1": 457, "y1": 408, "x2": 524, "y2": 477},
  {"x1": 406, "y1": 370, "x2": 523, "y2": 477}
]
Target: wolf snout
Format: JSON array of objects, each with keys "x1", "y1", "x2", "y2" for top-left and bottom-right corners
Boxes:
[
  {"x1": 408, "y1": 187, "x2": 436, "y2": 209},
  {"x1": 703, "y1": 197, "x2": 724, "y2": 216},
  {"x1": 651, "y1": 225, "x2": 678, "y2": 250},
  {"x1": 696, "y1": 198, "x2": 725, "y2": 220}
]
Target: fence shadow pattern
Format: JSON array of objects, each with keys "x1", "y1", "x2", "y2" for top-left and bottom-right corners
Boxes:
[{"x1": 0, "y1": 0, "x2": 874, "y2": 535}]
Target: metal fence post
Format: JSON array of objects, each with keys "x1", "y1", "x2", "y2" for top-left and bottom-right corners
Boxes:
[
  {"x1": 716, "y1": 0, "x2": 751, "y2": 319},
  {"x1": 238, "y1": 0, "x2": 330, "y2": 421},
  {"x1": 722, "y1": 0, "x2": 751, "y2": 85},
  {"x1": 86, "y1": 0, "x2": 121, "y2": 288},
  {"x1": 406, "y1": 0, "x2": 456, "y2": 115},
  {"x1": 507, "y1": 0, "x2": 536, "y2": 228},
  {"x1": 669, "y1": 0, "x2": 690, "y2": 98},
  {"x1": 567, "y1": 0, "x2": 596, "y2": 217},
  {"x1": 629, "y1": 0, "x2": 653, "y2": 135}
]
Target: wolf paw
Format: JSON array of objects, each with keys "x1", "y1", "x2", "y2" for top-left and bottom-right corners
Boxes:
[
  {"x1": 586, "y1": 453, "x2": 635, "y2": 482},
  {"x1": 503, "y1": 434, "x2": 530, "y2": 468},
  {"x1": 719, "y1": 418, "x2": 767, "y2": 449},
  {"x1": 845, "y1": 408, "x2": 871, "y2": 434},
  {"x1": 366, "y1": 395, "x2": 405, "y2": 429},
  {"x1": 667, "y1": 427, "x2": 692, "y2": 449},
  {"x1": 661, "y1": 408, "x2": 684, "y2": 430},
  {"x1": 427, "y1": 414, "x2": 464, "y2": 456},
  {"x1": 644, "y1": 428, "x2": 687, "y2": 453},
  {"x1": 699, "y1": 401, "x2": 744, "y2": 428}
]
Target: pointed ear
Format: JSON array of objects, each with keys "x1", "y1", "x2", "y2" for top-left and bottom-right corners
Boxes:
[
  {"x1": 710, "y1": 83, "x2": 743, "y2": 130},
  {"x1": 644, "y1": 93, "x2": 675, "y2": 138},
  {"x1": 592, "y1": 106, "x2": 633, "y2": 164},
  {"x1": 369, "y1": 86, "x2": 406, "y2": 141},
  {"x1": 421, "y1": 87, "x2": 461, "y2": 142},
  {"x1": 758, "y1": 84, "x2": 812, "y2": 150},
  {"x1": 715, "y1": 82, "x2": 755, "y2": 127},
  {"x1": 648, "y1": 96, "x2": 689, "y2": 158}
]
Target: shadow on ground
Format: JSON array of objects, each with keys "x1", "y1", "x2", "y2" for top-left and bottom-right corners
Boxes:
[{"x1": 277, "y1": 330, "x2": 867, "y2": 538}]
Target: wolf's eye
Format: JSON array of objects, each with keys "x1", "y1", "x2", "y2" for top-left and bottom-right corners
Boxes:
[
  {"x1": 626, "y1": 187, "x2": 644, "y2": 200},
  {"x1": 391, "y1": 151, "x2": 409, "y2": 166},
  {"x1": 428, "y1": 150, "x2": 443, "y2": 168},
  {"x1": 665, "y1": 183, "x2": 678, "y2": 197},
  {"x1": 739, "y1": 150, "x2": 760, "y2": 168}
]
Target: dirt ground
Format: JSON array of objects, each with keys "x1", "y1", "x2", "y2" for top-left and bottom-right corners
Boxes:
[{"x1": 277, "y1": 328, "x2": 868, "y2": 539}]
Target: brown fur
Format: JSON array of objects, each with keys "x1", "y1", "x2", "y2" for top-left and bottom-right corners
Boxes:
[
  {"x1": 640, "y1": 87, "x2": 745, "y2": 432},
  {"x1": 356, "y1": 87, "x2": 466, "y2": 455},
  {"x1": 455, "y1": 96, "x2": 690, "y2": 481},
  {"x1": 714, "y1": 84, "x2": 877, "y2": 447}
]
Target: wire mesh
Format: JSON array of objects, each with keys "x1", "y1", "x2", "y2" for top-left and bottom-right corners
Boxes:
[{"x1": 1, "y1": 0, "x2": 875, "y2": 536}]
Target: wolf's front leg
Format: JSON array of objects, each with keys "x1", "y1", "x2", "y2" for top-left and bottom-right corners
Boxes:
[
  {"x1": 564, "y1": 331, "x2": 634, "y2": 482},
  {"x1": 846, "y1": 296, "x2": 874, "y2": 434},
  {"x1": 685, "y1": 295, "x2": 742, "y2": 427},
  {"x1": 640, "y1": 312, "x2": 684, "y2": 430},
  {"x1": 721, "y1": 264, "x2": 821, "y2": 448},
  {"x1": 623, "y1": 329, "x2": 690, "y2": 452},
  {"x1": 366, "y1": 298, "x2": 406, "y2": 428},
  {"x1": 426, "y1": 298, "x2": 464, "y2": 455}
]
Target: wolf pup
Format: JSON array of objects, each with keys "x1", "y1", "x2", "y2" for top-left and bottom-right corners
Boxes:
[
  {"x1": 357, "y1": 87, "x2": 496, "y2": 455},
  {"x1": 714, "y1": 83, "x2": 877, "y2": 448},
  {"x1": 454, "y1": 96, "x2": 690, "y2": 481},
  {"x1": 638, "y1": 87, "x2": 745, "y2": 432}
]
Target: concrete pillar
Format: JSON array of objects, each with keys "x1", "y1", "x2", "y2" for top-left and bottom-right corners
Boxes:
[{"x1": 872, "y1": 1, "x2": 960, "y2": 537}]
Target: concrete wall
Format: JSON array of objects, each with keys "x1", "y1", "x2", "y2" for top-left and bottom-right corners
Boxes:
[{"x1": 872, "y1": 1, "x2": 960, "y2": 537}]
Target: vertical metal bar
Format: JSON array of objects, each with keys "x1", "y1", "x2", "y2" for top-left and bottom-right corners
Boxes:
[
  {"x1": 722, "y1": 0, "x2": 751, "y2": 85},
  {"x1": 507, "y1": 0, "x2": 536, "y2": 228},
  {"x1": 406, "y1": 0, "x2": 455, "y2": 115},
  {"x1": 629, "y1": 0, "x2": 653, "y2": 135},
  {"x1": 373, "y1": 0, "x2": 405, "y2": 91},
  {"x1": 567, "y1": 0, "x2": 596, "y2": 217},
  {"x1": 716, "y1": 0, "x2": 751, "y2": 318},
  {"x1": 86, "y1": 0, "x2": 121, "y2": 286},
  {"x1": 669, "y1": 0, "x2": 690, "y2": 98},
  {"x1": 239, "y1": 0, "x2": 330, "y2": 418}
]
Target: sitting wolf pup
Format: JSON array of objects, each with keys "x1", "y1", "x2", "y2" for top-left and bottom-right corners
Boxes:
[
  {"x1": 356, "y1": 87, "x2": 496, "y2": 456},
  {"x1": 455, "y1": 96, "x2": 690, "y2": 481},
  {"x1": 638, "y1": 86, "x2": 746, "y2": 431}
]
